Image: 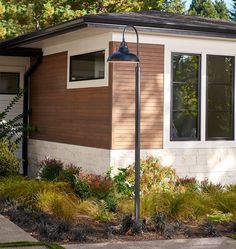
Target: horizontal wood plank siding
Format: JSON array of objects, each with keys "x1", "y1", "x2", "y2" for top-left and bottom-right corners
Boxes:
[
  {"x1": 30, "y1": 52, "x2": 112, "y2": 149},
  {"x1": 110, "y1": 42, "x2": 164, "y2": 149}
]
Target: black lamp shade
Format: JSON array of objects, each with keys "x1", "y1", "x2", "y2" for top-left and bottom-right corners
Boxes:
[{"x1": 107, "y1": 42, "x2": 139, "y2": 63}]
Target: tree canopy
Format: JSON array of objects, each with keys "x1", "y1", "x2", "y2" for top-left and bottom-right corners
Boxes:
[{"x1": 0, "y1": 0, "x2": 231, "y2": 40}]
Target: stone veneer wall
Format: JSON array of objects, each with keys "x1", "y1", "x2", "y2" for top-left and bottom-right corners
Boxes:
[{"x1": 29, "y1": 139, "x2": 236, "y2": 184}]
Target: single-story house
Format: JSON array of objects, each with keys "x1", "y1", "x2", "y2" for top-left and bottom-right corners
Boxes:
[{"x1": 0, "y1": 10, "x2": 236, "y2": 184}]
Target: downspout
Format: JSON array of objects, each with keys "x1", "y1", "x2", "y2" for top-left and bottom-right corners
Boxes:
[{"x1": 22, "y1": 52, "x2": 43, "y2": 176}]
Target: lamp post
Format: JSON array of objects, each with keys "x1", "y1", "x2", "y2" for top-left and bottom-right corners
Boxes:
[{"x1": 107, "y1": 25, "x2": 141, "y2": 224}]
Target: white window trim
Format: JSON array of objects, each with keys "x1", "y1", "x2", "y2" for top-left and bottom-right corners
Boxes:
[
  {"x1": 164, "y1": 50, "x2": 236, "y2": 149},
  {"x1": 0, "y1": 65, "x2": 25, "y2": 99},
  {"x1": 67, "y1": 47, "x2": 109, "y2": 89}
]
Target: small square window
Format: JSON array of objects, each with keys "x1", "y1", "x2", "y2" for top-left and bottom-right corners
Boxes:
[
  {"x1": 0, "y1": 72, "x2": 19, "y2": 94},
  {"x1": 70, "y1": 50, "x2": 105, "y2": 82}
]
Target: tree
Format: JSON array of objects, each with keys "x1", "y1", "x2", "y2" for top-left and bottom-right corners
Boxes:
[
  {"x1": 188, "y1": 0, "x2": 218, "y2": 18},
  {"x1": 230, "y1": 0, "x2": 236, "y2": 20},
  {"x1": 164, "y1": 0, "x2": 186, "y2": 14},
  {"x1": 214, "y1": 0, "x2": 229, "y2": 20}
]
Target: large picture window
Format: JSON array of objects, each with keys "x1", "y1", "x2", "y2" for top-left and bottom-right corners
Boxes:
[
  {"x1": 0, "y1": 72, "x2": 19, "y2": 94},
  {"x1": 171, "y1": 54, "x2": 200, "y2": 141},
  {"x1": 206, "y1": 55, "x2": 234, "y2": 140},
  {"x1": 70, "y1": 50, "x2": 105, "y2": 82}
]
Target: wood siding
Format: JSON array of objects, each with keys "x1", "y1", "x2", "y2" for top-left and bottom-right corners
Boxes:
[
  {"x1": 110, "y1": 42, "x2": 164, "y2": 149},
  {"x1": 30, "y1": 52, "x2": 112, "y2": 149}
]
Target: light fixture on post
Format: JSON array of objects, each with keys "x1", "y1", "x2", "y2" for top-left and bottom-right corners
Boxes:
[{"x1": 107, "y1": 25, "x2": 141, "y2": 224}]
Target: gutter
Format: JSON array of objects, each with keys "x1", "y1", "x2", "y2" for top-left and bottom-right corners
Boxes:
[{"x1": 22, "y1": 52, "x2": 43, "y2": 176}]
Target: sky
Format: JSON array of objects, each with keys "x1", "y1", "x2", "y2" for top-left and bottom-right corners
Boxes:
[{"x1": 185, "y1": 0, "x2": 233, "y2": 10}]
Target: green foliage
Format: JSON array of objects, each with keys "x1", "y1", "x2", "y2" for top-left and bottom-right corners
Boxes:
[
  {"x1": 0, "y1": 176, "x2": 80, "y2": 222},
  {"x1": 0, "y1": 0, "x2": 230, "y2": 40},
  {"x1": 164, "y1": 0, "x2": 186, "y2": 14},
  {"x1": 73, "y1": 176, "x2": 91, "y2": 199},
  {"x1": 104, "y1": 192, "x2": 118, "y2": 212},
  {"x1": 176, "y1": 177, "x2": 199, "y2": 192},
  {"x1": 114, "y1": 156, "x2": 177, "y2": 197},
  {"x1": 57, "y1": 163, "x2": 81, "y2": 185},
  {"x1": 188, "y1": 0, "x2": 229, "y2": 20},
  {"x1": 0, "y1": 138, "x2": 19, "y2": 176},
  {"x1": 113, "y1": 168, "x2": 134, "y2": 197},
  {"x1": 207, "y1": 210, "x2": 233, "y2": 223},
  {"x1": 39, "y1": 158, "x2": 64, "y2": 181}
]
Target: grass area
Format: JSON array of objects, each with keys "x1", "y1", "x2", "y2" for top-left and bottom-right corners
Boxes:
[{"x1": 0, "y1": 241, "x2": 64, "y2": 249}]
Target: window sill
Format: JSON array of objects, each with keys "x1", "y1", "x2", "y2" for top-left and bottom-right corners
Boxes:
[
  {"x1": 67, "y1": 79, "x2": 108, "y2": 89},
  {"x1": 164, "y1": 140, "x2": 236, "y2": 149}
]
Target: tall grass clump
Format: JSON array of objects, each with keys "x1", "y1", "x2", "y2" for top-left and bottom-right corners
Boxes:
[{"x1": 0, "y1": 176, "x2": 79, "y2": 222}]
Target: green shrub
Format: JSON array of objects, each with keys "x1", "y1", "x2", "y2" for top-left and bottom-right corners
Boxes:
[
  {"x1": 58, "y1": 163, "x2": 81, "y2": 185},
  {"x1": 39, "y1": 158, "x2": 64, "y2": 181},
  {"x1": 114, "y1": 156, "x2": 177, "y2": 197},
  {"x1": 176, "y1": 177, "x2": 199, "y2": 192},
  {"x1": 73, "y1": 176, "x2": 91, "y2": 199},
  {"x1": 104, "y1": 192, "x2": 118, "y2": 212},
  {"x1": 207, "y1": 210, "x2": 233, "y2": 223},
  {"x1": 74, "y1": 172, "x2": 113, "y2": 200},
  {"x1": 0, "y1": 138, "x2": 19, "y2": 176}
]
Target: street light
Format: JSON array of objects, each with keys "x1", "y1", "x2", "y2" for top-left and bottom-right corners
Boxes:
[{"x1": 107, "y1": 25, "x2": 141, "y2": 224}]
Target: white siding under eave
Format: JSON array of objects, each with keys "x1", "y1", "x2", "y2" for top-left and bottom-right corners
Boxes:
[{"x1": 0, "y1": 57, "x2": 30, "y2": 173}]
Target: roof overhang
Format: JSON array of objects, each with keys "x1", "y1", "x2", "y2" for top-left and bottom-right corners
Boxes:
[{"x1": 1, "y1": 12, "x2": 236, "y2": 50}]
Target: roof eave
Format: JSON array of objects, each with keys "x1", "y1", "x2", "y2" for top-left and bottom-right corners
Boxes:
[{"x1": 0, "y1": 18, "x2": 87, "y2": 49}]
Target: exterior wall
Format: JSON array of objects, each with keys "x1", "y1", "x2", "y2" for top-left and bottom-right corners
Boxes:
[
  {"x1": 110, "y1": 42, "x2": 164, "y2": 149},
  {"x1": 27, "y1": 27, "x2": 236, "y2": 184},
  {"x1": 0, "y1": 57, "x2": 29, "y2": 173},
  {"x1": 28, "y1": 139, "x2": 110, "y2": 176},
  {"x1": 110, "y1": 148, "x2": 236, "y2": 185},
  {"x1": 110, "y1": 31, "x2": 236, "y2": 184},
  {"x1": 30, "y1": 51, "x2": 112, "y2": 149}
]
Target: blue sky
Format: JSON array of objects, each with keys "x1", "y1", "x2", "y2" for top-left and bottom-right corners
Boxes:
[{"x1": 185, "y1": 0, "x2": 233, "y2": 10}]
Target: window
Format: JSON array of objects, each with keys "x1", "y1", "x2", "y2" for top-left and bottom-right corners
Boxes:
[
  {"x1": 171, "y1": 54, "x2": 201, "y2": 141},
  {"x1": 70, "y1": 50, "x2": 105, "y2": 82},
  {"x1": 206, "y1": 55, "x2": 234, "y2": 140},
  {"x1": 0, "y1": 72, "x2": 19, "y2": 94}
]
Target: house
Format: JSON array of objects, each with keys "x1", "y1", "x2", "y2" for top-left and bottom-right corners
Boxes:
[{"x1": 0, "y1": 10, "x2": 236, "y2": 183}]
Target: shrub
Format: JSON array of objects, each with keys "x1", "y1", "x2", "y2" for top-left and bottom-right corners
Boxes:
[
  {"x1": 58, "y1": 163, "x2": 81, "y2": 185},
  {"x1": 73, "y1": 176, "x2": 91, "y2": 199},
  {"x1": 39, "y1": 158, "x2": 64, "y2": 181},
  {"x1": 0, "y1": 138, "x2": 19, "y2": 176},
  {"x1": 114, "y1": 156, "x2": 177, "y2": 197},
  {"x1": 74, "y1": 172, "x2": 113, "y2": 200},
  {"x1": 207, "y1": 210, "x2": 233, "y2": 223},
  {"x1": 176, "y1": 177, "x2": 199, "y2": 192}
]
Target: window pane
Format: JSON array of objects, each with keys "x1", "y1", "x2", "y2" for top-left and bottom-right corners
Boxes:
[
  {"x1": 208, "y1": 111, "x2": 232, "y2": 138},
  {"x1": 171, "y1": 54, "x2": 200, "y2": 140},
  {"x1": 70, "y1": 50, "x2": 105, "y2": 81},
  {"x1": 207, "y1": 56, "x2": 233, "y2": 85},
  {"x1": 0, "y1": 72, "x2": 19, "y2": 94},
  {"x1": 172, "y1": 111, "x2": 198, "y2": 139},
  {"x1": 207, "y1": 55, "x2": 234, "y2": 140}
]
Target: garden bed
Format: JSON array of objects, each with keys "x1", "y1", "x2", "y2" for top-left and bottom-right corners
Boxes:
[
  {"x1": 0, "y1": 157, "x2": 236, "y2": 243},
  {"x1": 0, "y1": 199, "x2": 235, "y2": 243}
]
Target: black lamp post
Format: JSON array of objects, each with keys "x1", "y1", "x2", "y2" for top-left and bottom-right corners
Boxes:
[{"x1": 107, "y1": 25, "x2": 141, "y2": 223}]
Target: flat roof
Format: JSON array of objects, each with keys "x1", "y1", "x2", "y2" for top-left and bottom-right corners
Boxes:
[{"x1": 1, "y1": 10, "x2": 236, "y2": 49}]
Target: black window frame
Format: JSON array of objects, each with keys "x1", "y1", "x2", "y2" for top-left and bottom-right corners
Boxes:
[
  {"x1": 69, "y1": 50, "x2": 105, "y2": 82},
  {"x1": 206, "y1": 54, "x2": 235, "y2": 141},
  {"x1": 0, "y1": 72, "x2": 20, "y2": 95},
  {"x1": 170, "y1": 52, "x2": 201, "y2": 141}
]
